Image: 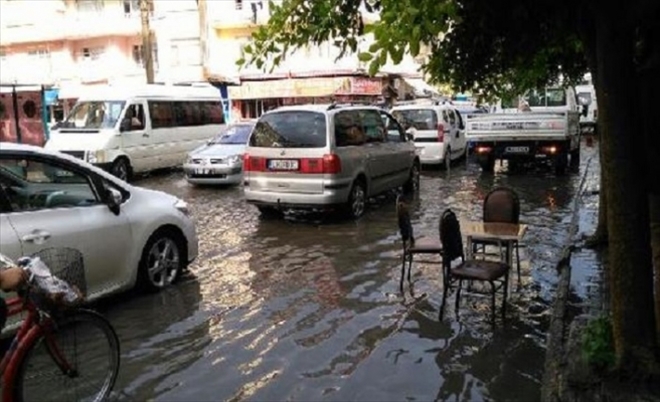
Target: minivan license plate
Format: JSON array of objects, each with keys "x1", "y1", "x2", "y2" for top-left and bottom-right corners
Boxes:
[
  {"x1": 268, "y1": 159, "x2": 299, "y2": 171},
  {"x1": 505, "y1": 146, "x2": 530, "y2": 154}
]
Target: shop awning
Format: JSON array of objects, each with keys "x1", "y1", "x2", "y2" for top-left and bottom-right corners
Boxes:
[
  {"x1": 404, "y1": 78, "x2": 440, "y2": 97},
  {"x1": 228, "y1": 77, "x2": 351, "y2": 100}
]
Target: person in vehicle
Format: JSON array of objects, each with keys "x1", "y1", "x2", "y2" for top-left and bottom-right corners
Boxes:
[{"x1": 0, "y1": 267, "x2": 27, "y2": 330}]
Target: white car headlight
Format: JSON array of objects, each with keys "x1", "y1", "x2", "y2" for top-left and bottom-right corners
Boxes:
[
  {"x1": 86, "y1": 150, "x2": 106, "y2": 164},
  {"x1": 227, "y1": 154, "x2": 242, "y2": 165},
  {"x1": 174, "y1": 199, "x2": 190, "y2": 216}
]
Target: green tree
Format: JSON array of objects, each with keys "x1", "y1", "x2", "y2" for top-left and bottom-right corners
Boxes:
[{"x1": 239, "y1": 0, "x2": 660, "y2": 375}]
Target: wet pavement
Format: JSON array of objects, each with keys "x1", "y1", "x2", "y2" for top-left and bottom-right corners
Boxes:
[{"x1": 103, "y1": 142, "x2": 601, "y2": 402}]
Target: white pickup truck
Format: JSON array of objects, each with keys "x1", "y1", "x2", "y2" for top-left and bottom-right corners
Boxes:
[{"x1": 466, "y1": 87, "x2": 581, "y2": 174}]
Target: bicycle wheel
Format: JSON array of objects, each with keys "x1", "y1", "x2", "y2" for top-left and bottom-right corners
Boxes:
[{"x1": 14, "y1": 309, "x2": 120, "y2": 402}]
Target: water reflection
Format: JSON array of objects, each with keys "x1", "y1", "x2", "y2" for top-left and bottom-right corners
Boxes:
[{"x1": 99, "y1": 144, "x2": 602, "y2": 401}]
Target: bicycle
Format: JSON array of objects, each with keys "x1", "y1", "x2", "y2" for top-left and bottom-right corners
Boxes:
[{"x1": 0, "y1": 248, "x2": 120, "y2": 402}]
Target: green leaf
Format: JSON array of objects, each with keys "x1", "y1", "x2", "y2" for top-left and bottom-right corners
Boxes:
[
  {"x1": 368, "y1": 60, "x2": 380, "y2": 76},
  {"x1": 410, "y1": 40, "x2": 420, "y2": 57},
  {"x1": 378, "y1": 50, "x2": 387, "y2": 66},
  {"x1": 368, "y1": 42, "x2": 381, "y2": 53},
  {"x1": 358, "y1": 52, "x2": 373, "y2": 62},
  {"x1": 235, "y1": 57, "x2": 245, "y2": 67},
  {"x1": 243, "y1": 44, "x2": 253, "y2": 54}
]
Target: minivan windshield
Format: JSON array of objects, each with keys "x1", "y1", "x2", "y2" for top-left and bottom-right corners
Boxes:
[
  {"x1": 391, "y1": 109, "x2": 438, "y2": 131},
  {"x1": 58, "y1": 101, "x2": 125, "y2": 130},
  {"x1": 250, "y1": 111, "x2": 327, "y2": 148},
  {"x1": 210, "y1": 124, "x2": 254, "y2": 145}
]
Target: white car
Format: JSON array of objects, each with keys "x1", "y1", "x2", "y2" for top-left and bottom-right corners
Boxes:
[
  {"x1": 391, "y1": 104, "x2": 468, "y2": 168},
  {"x1": 0, "y1": 142, "x2": 198, "y2": 301},
  {"x1": 183, "y1": 121, "x2": 255, "y2": 185}
]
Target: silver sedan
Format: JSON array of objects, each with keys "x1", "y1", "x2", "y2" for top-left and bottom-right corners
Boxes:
[{"x1": 183, "y1": 122, "x2": 255, "y2": 185}]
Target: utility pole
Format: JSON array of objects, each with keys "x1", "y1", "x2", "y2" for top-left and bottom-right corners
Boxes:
[
  {"x1": 198, "y1": 0, "x2": 209, "y2": 80},
  {"x1": 140, "y1": 0, "x2": 155, "y2": 84}
]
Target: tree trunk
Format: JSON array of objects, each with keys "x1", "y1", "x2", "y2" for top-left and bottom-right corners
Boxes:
[
  {"x1": 637, "y1": 19, "x2": 660, "y2": 344},
  {"x1": 595, "y1": 7, "x2": 659, "y2": 374},
  {"x1": 579, "y1": 12, "x2": 608, "y2": 248},
  {"x1": 140, "y1": 0, "x2": 155, "y2": 84}
]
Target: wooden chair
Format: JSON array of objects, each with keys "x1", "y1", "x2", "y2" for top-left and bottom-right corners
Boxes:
[
  {"x1": 396, "y1": 195, "x2": 443, "y2": 292},
  {"x1": 439, "y1": 208, "x2": 510, "y2": 321},
  {"x1": 472, "y1": 187, "x2": 522, "y2": 284}
]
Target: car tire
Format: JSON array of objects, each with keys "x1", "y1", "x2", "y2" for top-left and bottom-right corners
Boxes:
[
  {"x1": 138, "y1": 228, "x2": 184, "y2": 292},
  {"x1": 345, "y1": 180, "x2": 366, "y2": 219},
  {"x1": 479, "y1": 155, "x2": 495, "y2": 172},
  {"x1": 570, "y1": 147, "x2": 580, "y2": 169},
  {"x1": 403, "y1": 162, "x2": 420, "y2": 195},
  {"x1": 111, "y1": 157, "x2": 132, "y2": 182},
  {"x1": 555, "y1": 152, "x2": 569, "y2": 175},
  {"x1": 257, "y1": 206, "x2": 282, "y2": 219}
]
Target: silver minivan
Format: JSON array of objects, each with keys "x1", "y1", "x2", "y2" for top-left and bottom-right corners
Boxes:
[{"x1": 243, "y1": 104, "x2": 420, "y2": 218}]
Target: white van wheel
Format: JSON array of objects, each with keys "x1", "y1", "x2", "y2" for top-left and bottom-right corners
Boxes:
[{"x1": 111, "y1": 158, "x2": 131, "y2": 181}]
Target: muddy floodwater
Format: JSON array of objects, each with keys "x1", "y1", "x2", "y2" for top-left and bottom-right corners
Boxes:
[{"x1": 104, "y1": 144, "x2": 601, "y2": 402}]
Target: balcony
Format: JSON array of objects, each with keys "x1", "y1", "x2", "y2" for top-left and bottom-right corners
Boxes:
[
  {"x1": 63, "y1": 11, "x2": 142, "y2": 40},
  {"x1": 210, "y1": 2, "x2": 270, "y2": 29}
]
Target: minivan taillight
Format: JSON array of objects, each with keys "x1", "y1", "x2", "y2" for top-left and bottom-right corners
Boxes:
[
  {"x1": 299, "y1": 154, "x2": 342, "y2": 174},
  {"x1": 243, "y1": 154, "x2": 266, "y2": 172},
  {"x1": 437, "y1": 123, "x2": 445, "y2": 142}
]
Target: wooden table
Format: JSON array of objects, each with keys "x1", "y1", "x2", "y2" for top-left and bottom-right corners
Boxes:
[{"x1": 461, "y1": 221, "x2": 528, "y2": 267}]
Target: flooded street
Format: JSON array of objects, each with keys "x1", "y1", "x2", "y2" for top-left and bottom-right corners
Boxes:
[{"x1": 105, "y1": 144, "x2": 600, "y2": 402}]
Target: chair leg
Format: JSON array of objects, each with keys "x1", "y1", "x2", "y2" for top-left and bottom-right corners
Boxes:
[
  {"x1": 400, "y1": 252, "x2": 407, "y2": 293},
  {"x1": 407, "y1": 254, "x2": 413, "y2": 285},
  {"x1": 439, "y1": 278, "x2": 449, "y2": 320},
  {"x1": 455, "y1": 279, "x2": 463, "y2": 313},
  {"x1": 515, "y1": 241, "x2": 521, "y2": 285},
  {"x1": 502, "y1": 272, "x2": 509, "y2": 321},
  {"x1": 489, "y1": 281, "x2": 496, "y2": 323}
]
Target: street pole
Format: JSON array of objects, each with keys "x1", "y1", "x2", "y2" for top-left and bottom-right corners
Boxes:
[
  {"x1": 198, "y1": 0, "x2": 209, "y2": 80},
  {"x1": 140, "y1": 0, "x2": 155, "y2": 84}
]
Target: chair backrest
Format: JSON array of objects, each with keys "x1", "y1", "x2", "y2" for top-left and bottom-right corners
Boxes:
[
  {"x1": 483, "y1": 187, "x2": 520, "y2": 224},
  {"x1": 396, "y1": 194, "x2": 414, "y2": 244},
  {"x1": 440, "y1": 208, "x2": 463, "y2": 262}
]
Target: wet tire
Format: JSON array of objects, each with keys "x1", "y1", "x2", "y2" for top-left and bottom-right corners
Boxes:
[
  {"x1": 345, "y1": 180, "x2": 366, "y2": 219},
  {"x1": 403, "y1": 162, "x2": 420, "y2": 195},
  {"x1": 570, "y1": 147, "x2": 580, "y2": 169},
  {"x1": 138, "y1": 228, "x2": 184, "y2": 292},
  {"x1": 257, "y1": 206, "x2": 282, "y2": 219},
  {"x1": 111, "y1": 157, "x2": 131, "y2": 182},
  {"x1": 479, "y1": 155, "x2": 495, "y2": 172},
  {"x1": 555, "y1": 152, "x2": 568, "y2": 176}
]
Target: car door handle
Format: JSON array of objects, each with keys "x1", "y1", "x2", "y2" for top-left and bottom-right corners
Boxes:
[
  {"x1": 142, "y1": 133, "x2": 150, "y2": 138},
  {"x1": 22, "y1": 230, "x2": 51, "y2": 244}
]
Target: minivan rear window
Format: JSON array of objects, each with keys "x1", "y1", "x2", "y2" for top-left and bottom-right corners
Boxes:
[
  {"x1": 250, "y1": 111, "x2": 327, "y2": 148},
  {"x1": 391, "y1": 109, "x2": 438, "y2": 131}
]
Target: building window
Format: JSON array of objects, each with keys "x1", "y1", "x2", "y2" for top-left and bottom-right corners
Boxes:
[
  {"x1": 28, "y1": 49, "x2": 50, "y2": 59},
  {"x1": 235, "y1": 0, "x2": 243, "y2": 10},
  {"x1": 79, "y1": 46, "x2": 105, "y2": 61},
  {"x1": 123, "y1": 0, "x2": 139, "y2": 15},
  {"x1": 132, "y1": 44, "x2": 159, "y2": 69},
  {"x1": 75, "y1": 0, "x2": 105, "y2": 13},
  {"x1": 170, "y1": 39, "x2": 201, "y2": 67}
]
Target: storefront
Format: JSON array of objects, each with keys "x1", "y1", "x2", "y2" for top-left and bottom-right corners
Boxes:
[
  {"x1": 229, "y1": 75, "x2": 385, "y2": 119},
  {"x1": 0, "y1": 84, "x2": 52, "y2": 145}
]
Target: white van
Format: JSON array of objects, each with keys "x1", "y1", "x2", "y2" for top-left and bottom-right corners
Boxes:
[{"x1": 45, "y1": 84, "x2": 226, "y2": 181}]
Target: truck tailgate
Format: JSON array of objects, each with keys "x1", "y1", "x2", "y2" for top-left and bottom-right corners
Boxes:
[{"x1": 466, "y1": 112, "x2": 573, "y2": 142}]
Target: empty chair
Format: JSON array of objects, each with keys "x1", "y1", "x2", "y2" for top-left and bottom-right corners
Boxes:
[
  {"x1": 472, "y1": 187, "x2": 522, "y2": 283},
  {"x1": 396, "y1": 195, "x2": 443, "y2": 292},
  {"x1": 439, "y1": 208, "x2": 510, "y2": 321}
]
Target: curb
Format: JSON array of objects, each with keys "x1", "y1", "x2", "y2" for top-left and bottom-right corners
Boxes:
[{"x1": 541, "y1": 155, "x2": 595, "y2": 402}]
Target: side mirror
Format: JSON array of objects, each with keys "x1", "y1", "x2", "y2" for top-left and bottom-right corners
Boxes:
[
  {"x1": 581, "y1": 105, "x2": 588, "y2": 117},
  {"x1": 405, "y1": 132, "x2": 414, "y2": 141},
  {"x1": 106, "y1": 187, "x2": 123, "y2": 215},
  {"x1": 119, "y1": 118, "x2": 131, "y2": 132}
]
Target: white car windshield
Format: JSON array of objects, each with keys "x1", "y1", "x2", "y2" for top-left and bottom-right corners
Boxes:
[
  {"x1": 58, "y1": 101, "x2": 126, "y2": 130},
  {"x1": 210, "y1": 124, "x2": 254, "y2": 145}
]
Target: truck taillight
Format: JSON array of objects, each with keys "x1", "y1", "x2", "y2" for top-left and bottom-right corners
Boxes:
[
  {"x1": 243, "y1": 154, "x2": 266, "y2": 172},
  {"x1": 437, "y1": 123, "x2": 445, "y2": 142},
  {"x1": 323, "y1": 154, "x2": 341, "y2": 174}
]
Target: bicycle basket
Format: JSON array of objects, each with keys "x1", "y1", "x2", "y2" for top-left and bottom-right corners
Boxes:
[{"x1": 29, "y1": 247, "x2": 87, "y2": 299}]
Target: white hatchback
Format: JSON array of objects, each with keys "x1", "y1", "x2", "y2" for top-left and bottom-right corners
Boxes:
[{"x1": 0, "y1": 142, "x2": 198, "y2": 301}]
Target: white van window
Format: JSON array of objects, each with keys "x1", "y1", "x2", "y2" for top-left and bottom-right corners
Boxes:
[
  {"x1": 251, "y1": 111, "x2": 327, "y2": 148},
  {"x1": 124, "y1": 104, "x2": 145, "y2": 130},
  {"x1": 148, "y1": 100, "x2": 225, "y2": 128},
  {"x1": 60, "y1": 101, "x2": 125, "y2": 130}
]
